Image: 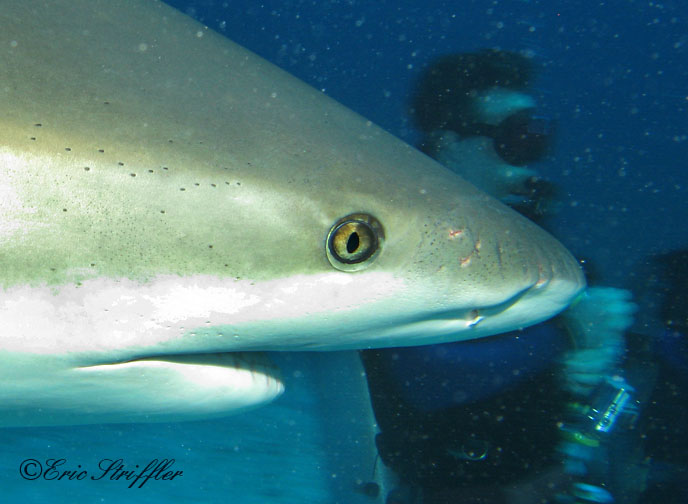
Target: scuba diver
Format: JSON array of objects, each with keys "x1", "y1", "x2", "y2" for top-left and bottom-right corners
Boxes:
[
  {"x1": 361, "y1": 49, "x2": 639, "y2": 504},
  {"x1": 409, "y1": 49, "x2": 558, "y2": 222}
]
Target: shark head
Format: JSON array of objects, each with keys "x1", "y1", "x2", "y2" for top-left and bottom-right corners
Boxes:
[{"x1": 0, "y1": 0, "x2": 585, "y2": 426}]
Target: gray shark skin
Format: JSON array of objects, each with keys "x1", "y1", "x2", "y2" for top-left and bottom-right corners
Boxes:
[{"x1": 0, "y1": 0, "x2": 584, "y2": 427}]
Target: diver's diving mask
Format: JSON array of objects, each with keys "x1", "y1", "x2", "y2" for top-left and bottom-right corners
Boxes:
[{"x1": 470, "y1": 88, "x2": 555, "y2": 166}]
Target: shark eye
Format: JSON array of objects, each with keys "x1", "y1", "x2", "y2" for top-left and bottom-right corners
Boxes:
[{"x1": 326, "y1": 213, "x2": 384, "y2": 271}]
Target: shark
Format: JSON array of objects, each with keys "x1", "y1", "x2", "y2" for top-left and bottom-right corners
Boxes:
[{"x1": 0, "y1": 0, "x2": 585, "y2": 427}]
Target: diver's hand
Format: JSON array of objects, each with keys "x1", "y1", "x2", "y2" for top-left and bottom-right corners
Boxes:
[
  {"x1": 564, "y1": 287, "x2": 636, "y2": 346},
  {"x1": 560, "y1": 287, "x2": 637, "y2": 395}
]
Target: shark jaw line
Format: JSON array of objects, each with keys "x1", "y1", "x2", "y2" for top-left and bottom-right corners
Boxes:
[
  {"x1": 357, "y1": 283, "x2": 566, "y2": 348},
  {"x1": 0, "y1": 265, "x2": 570, "y2": 360}
]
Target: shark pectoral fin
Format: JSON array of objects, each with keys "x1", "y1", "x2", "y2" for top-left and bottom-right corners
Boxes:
[{"x1": 69, "y1": 353, "x2": 284, "y2": 425}]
